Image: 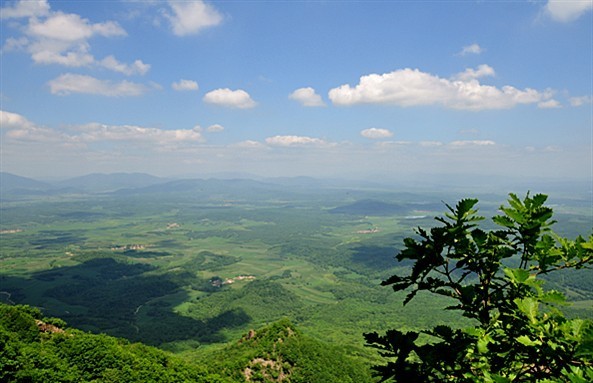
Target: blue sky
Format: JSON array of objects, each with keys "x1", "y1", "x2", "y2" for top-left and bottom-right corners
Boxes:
[{"x1": 1, "y1": 0, "x2": 592, "y2": 182}]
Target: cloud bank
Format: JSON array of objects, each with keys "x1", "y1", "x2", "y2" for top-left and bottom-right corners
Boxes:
[
  {"x1": 2, "y1": 110, "x2": 205, "y2": 147},
  {"x1": 328, "y1": 66, "x2": 554, "y2": 110},
  {"x1": 48, "y1": 74, "x2": 149, "y2": 97},
  {"x1": 1, "y1": 0, "x2": 148, "y2": 75},
  {"x1": 265, "y1": 135, "x2": 327, "y2": 147},
  {"x1": 203, "y1": 88, "x2": 257, "y2": 109}
]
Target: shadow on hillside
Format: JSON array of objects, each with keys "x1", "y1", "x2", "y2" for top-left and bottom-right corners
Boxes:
[
  {"x1": 350, "y1": 244, "x2": 409, "y2": 270},
  {"x1": 0, "y1": 257, "x2": 250, "y2": 346}
]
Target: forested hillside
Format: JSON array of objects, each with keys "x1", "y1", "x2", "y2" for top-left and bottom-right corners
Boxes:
[
  {"x1": 0, "y1": 303, "x2": 373, "y2": 382},
  {"x1": 0, "y1": 303, "x2": 230, "y2": 383}
]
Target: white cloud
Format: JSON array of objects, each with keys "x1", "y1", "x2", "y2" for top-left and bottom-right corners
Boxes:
[
  {"x1": 30, "y1": 43, "x2": 95, "y2": 67},
  {"x1": 207, "y1": 124, "x2": 224, "y2": 132},
  {"x1": 100, "y1": 56, "x2": 150, "y2": 76},
  {"x1": 2, "y1": 111, "x2": 205, "y2": 146},
  {"x1": 203, "y1": 88, "x2": 257, "y2": 109},
  {"x1": 164, "y1": 0, "x2": 223, "y2": 36},
  {"x1": 3, "y1": 37, "x2": 29, "y2": 51},
  {"x1": 328, "y1": 66, "x2": 549, "y2": 110},
  {"x1": 265, "y1": 135, "x2": 326, "y2": 147},
  {"x1": 419, "y1": 141, "x2": 444, "y2": 147},
  {"x1": 0, "y1": 0, "x2": 49, "y2": 19},
  {"x1": 27, "y1": 12, "x2": 126, "y2": 41},
  {"x1": 48, "y1": 74, "x2": 149, "y2": 97},
  {"x1": 374, "y1": 140, "x2": 411, "y2": 149},
  {"x1": 453, "y1": 64, "x2": 495, "y2": 81},
  {"x1": 2, "y1": 2, "x2": 148, "y2": 75},
  {"x1": 360, "y1": 128, "x2": 393, "y2": 139},
  {"x1": 289, "y1": 87, "x2": 326, "y2": 107},
  {"x1": 1, "y1": 110, "x2": 68, "y2": 142},
  {"x1": 459, "y1": 43, "x2": 483, "y2": 55},
  {"x1": 570, "y1": 95, "x2": 593, "y2": 106},
  {"x1": 544, "y1": 0, "x2": 593, "y2": 22},
  {"x1": 234, "y1": 140, "x2": 266, "y2": 149},
  {"x1": 172, "y1": 79, "x2": 199, "y2": 91},
  {"x1": 449, "y1": 140, "x2": 496, "y2": 147},
  {"x1": 0, "y1": 110, "x2": 34, "y2": 129},
  {"x1": 75, "y1": 123, "x2": 204, "y2": 143},
  {"x1": 538, "y1": 99, "x2": 562, "y2": 109}
]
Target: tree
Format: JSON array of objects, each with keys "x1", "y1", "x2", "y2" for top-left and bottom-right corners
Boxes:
[{"x1": 365, "y1": 193, "x2": 593, "y2": 382}]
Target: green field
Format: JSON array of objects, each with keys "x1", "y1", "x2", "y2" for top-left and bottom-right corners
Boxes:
[{"x1": 1, "y1": 178, "x2": 591, "y2": 364}]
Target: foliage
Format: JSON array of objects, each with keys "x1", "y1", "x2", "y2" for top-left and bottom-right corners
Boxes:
[
  {"x1": 0, "y1": 303, "x2": 231, "y2": 383},
  {"x1": 206, "y1": 318, "x2": 374, "y2": 383},
  {"x1": 0, "y1": 303, "x2": 373, "y2": 383},
  {"x1": 365, "y1": 193, "x2": 593, "y2": 382},
  {"x1": 2, "y1": 184, "x2": 591, "y2": 373}
]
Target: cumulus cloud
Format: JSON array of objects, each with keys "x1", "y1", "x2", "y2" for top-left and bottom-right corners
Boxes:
[
  {"x1": 1, "y1": 109, "x2": 69, "y2": 142},
  {"x1": 570, "y1": 95, "x2": 593, "y2": 107},
  {"x1": 2, "y1": 110, "x2": 205, "y2": 147},
  {"x1": 544, "y1": 0, "x2": 593, "y2": 22},
  {"x1": 2, "y1": 1, "x2": 148, "y2": 75},
  {"x1": 459, "y1": 43, "x2": 483, "y2": 55},
  {"x1": 203, "y1": 88, "x2": 257, "y2": 109},
  {"x1": 164, "y1": 0, "x2": 223, "y2": 36},
  {"x1": 74, "y1": 123, "x2": 204, "y2": 143},
  {"x1": 453, "y1": 64, "x2": 495, "y2": 81},
  {"x1": 360, "y1": 128, "x2": 393, "y2": 139},
  {"x1": 265, "y1": 135, "x2": 327, "y2": 147},
  {"x1": 30, "y1": 43, "x2": 95, "y2": 67},
  {"x1": 100, "y1": 56, "x2": 150, "y2": 76},
  {"x1": 419, "y1": 141, "x2": 444, "y2": 147},
  {"x1": 207, "y1": 124, "x2": 224, "y2": 132},
  {"x1": 172, "y1": 79, "x2": 199, "y2": 91},
  {"x1": 48, "y1": 74, "x2": 149, "y2": 97},
  {"x1": 233, "y1": 140, "x2": 266, "y2": 149},
  {"x1": 449, "y1": 140, "x2": 496, "y2": 147},
  {"x1": 0, "y1": 110, "x2": 35, "y2": 129},
  {"x1": 0, "y1": 0, "x2": 49, "y2": 19},
  {"x1": 328, "y1": 66, "x2": 550, "y2": 110},
  {"x1": 27, "y1": 11, "x2": 126, "y2": 41},
  {"x1": 289, "y1": 87, "x2": 326, "y2": 107},
  {"x1": 3, "y1": 36, "x2": 29, "y2": 51},
  {"x1": 538, "y1": 99, "x2": 562, "y2": 109}
]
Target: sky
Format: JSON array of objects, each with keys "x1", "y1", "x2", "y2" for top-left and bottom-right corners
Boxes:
[{"x1": 1, "y1": 0, "x2": 592, "y2": 183}]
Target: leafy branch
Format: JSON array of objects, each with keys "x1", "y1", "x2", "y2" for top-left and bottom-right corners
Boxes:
[{"x1": 366, "y1": 193, "x2": 593, "y2": 382}]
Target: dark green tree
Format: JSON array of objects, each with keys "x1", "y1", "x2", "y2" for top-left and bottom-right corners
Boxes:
[{"x1": 365, "y1": 193, "x2": 593, "y2": 382}]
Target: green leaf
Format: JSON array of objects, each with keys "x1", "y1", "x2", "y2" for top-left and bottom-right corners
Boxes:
[
  {"x1": 515, "y1": 297, "x2": 539, "y2": 323},
  {"x1": 493, "y1": 214, "x2": 514, "y2": 228},
  {"x1": 504, "y1": 268, "x2": 530, "y2": 284},
  {"x1": 531, "y1": 193, "x2": 548, "y2": 207},
  {"x1": 540, "y1": 290, "x2": 566, "y2": 305},
  {"x1": 500, "y1": 207, "x2": 526, "y2": 224},
  {"x1": 515, "y1": 335, "x2": 542, "y2": 347},
  {"x1": 463, "y1": 327, "x2": 483, "y2": 337},
  {"x1": 477, "y1": 333, "x2": 492, "y2": 354}
]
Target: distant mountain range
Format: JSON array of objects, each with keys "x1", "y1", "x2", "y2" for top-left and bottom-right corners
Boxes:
[
  {"x1": 2, "y1": 171, "x2": 590, "y2": 202},
  {"x1": 0, "y1": 172, "x2": 359, "y2": 201},
  {"x1": 0, "y1": 172, "x2": 170, "y2": 197},
  {"x1": 54, "y1": 172, "x2": 168, "y2": 192},
  {"x1": 0, "y1": 172, "x2": 50, "y2": 192}
]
